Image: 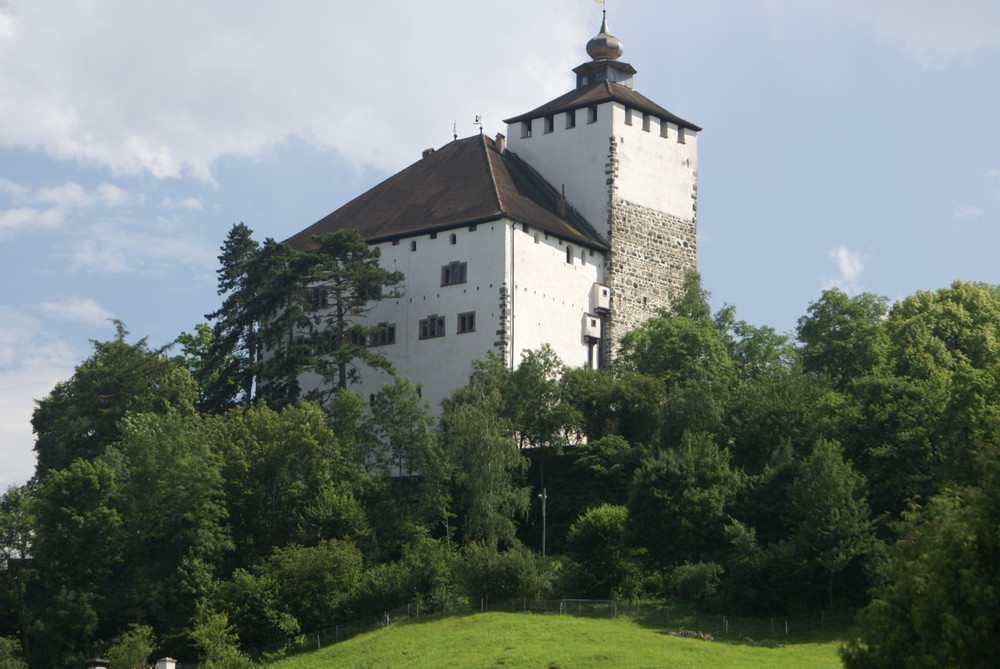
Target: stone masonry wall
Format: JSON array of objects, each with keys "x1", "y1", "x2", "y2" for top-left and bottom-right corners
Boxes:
[{"x1": 604, "y1": 138, "x2": 698, "y2": 360}]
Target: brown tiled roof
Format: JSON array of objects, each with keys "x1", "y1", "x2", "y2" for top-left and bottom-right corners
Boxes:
[
  {"x1": 285, "y1": 134, "x2": 607, "y2": 252},
  {"x1": 503, "y1": 81, "x2": 701, "y2": 132}
]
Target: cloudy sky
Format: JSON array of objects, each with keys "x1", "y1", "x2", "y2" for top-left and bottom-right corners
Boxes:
[{"x1": 2, "y1": 0, "x2": 998, "y2": 488}]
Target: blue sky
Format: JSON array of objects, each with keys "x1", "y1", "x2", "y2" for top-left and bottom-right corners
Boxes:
[{"x1": 2, "y1": 0, "x2": 998, "y2": 488}]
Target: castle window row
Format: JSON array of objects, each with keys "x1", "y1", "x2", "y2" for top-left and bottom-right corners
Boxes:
[{"x1": 419, "y1": 311, "x2": 477, "y2": 340}]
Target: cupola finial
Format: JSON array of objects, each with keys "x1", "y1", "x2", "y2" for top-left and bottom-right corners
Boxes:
[{"x1": 586, "y1": 9, "x2": 624, "y2": 61}]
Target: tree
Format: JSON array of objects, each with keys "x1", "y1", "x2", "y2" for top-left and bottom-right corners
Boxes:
[
  {"x1": 0, "y1": 487, "x2": 32, "y2": 652},
  {"x1": 364, "y1": 379, "x2": 449, "y2": 557},
  {"x1": 626, "y1": 432, "x2": 740, "y2": 568},
  {"x1": 32, "y1": 321, "x2": 197, "y2": 476},
  {"x1": 206, "y1": 225, "x2": 404, "y2": 409},
  {"x1": 796, "y1": 289, "x2": 889, "y2": 387},
  {"x1": 784, "y1": 440, "x2": 876, "y2": 607},
  {"x1": 189, "y1": 613, "x2": 254, "y2": 669},
  {"x1": 108, "y1": 411, "x2": 232, "y2": 643},
  {"x1": 302, "y1": 230, "x2": 404, "y2": 397},
  {"x1": 29, "y1": 459, "x2": 123, "y2": 666},
  {"x1": 208, "y1": 402, "x2": 364, "y2": 567},
  {"x1": 441, "y1": 381, "x2": 529, "y2": 548},
  {"x1": 565, "y1": 504, "x2": 638, "y2": 598},
  {"x1": 841, "y1": 444, "x2": 1000, "y2": 668},
  {"x1": 105, "y1": 624, "x2": 154, "y2": 669},
  {"x1": 0, "y1": 637, "x2": 27, "y2": 669}
]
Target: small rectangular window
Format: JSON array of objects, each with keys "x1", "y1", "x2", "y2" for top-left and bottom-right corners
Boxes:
[
  {"x1": 391, "y1": 239, "x2": 400, "y2": 246},
  {"x1": 521, "y1": 120, "x2": 532, "y2": 138},
  {"x1": 457, "y1": 311, "x2": 476, "y2": 334},
  {"x1": 369, "y1": 322, "x2": 396, "y2": 346},
  {"x1": 565, "y1": 110, "x2": 576, "y2": 129},
  {"x1": 357, "y1": 284, "x2": 381, "y2": 300},
  {"x1": 625, "y1": 108, "x2": 633, "y2": 125},
  {"x1": 677, "y1": 127, "x2": 686, "y2": 144},
  {"x1": 587, "y1": 106, "x2": 598, "y2": 124},
  {"x1": 660, "y1": 120, "x2": 669, "y2": 139},
  {"x1": 419, "y1": 315, "x2": 446, "y2": 339},
  {"x1": 642, "y1": 113, "x2": 651, "y2": 132},
  {"x1": 308, "y1": 286, "x2": 328, "y2": 310},
  {"x1": 544, "y1": 115, "x2": 554, "y2": 133},
  {"x1": 441, "y1": 261, "x2": 468, "y2": 286}
]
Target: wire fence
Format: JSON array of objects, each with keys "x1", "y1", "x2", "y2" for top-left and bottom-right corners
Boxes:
[
  {"x1": 173, "y1": 599, "x2": 852, "y2": 667},
  {"x1": 270, "y1": 598, "x2": 854, "y2": 663}
]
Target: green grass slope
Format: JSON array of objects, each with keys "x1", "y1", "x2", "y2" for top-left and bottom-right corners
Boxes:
[{"x1": 269, "y1": 611, "x2": 844, "y2": 669}]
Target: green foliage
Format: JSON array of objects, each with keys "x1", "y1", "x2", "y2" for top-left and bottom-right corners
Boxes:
[
  {"x1": 105, "y1": 623, "x2": 154, "y2": 669},
  {"x1": 785, "y1": 440, "x2": 876, "y2": 607},
  {"x1": 205, "y1": 225, "x2": 404, "y2": 409},
  {"x1": 565, "y1": 504, "x2": 639, "y2": 598},
  {"x1": 256, "y1": 540, "x2": 363, "y2": 633},
  {"x1": 561, "y1": 368, "x2": 664, "y2": 445},
  {"x1": 190, "y1": 612, "x2": 255, "y2": 669},
  {"x1": 209, "y1": 402, "x2": 363, "y2": 566},
  {"x1": 108, "y1": 410, "x2": 232, "y2": 641},
  {"x1": 32, "y1": 321, "x2": 197, "y2": 476},
  {"x1": 456, "y1": 543, "x2": 550, "y2": 601},
  {"x1": 797, "y1": 289, "x2": 889, "y2": 386},
  {"x1": 626, "y1": 432, "x2": 740, "y2": 568},
  {"x1": 442, "y1": 380, "x2": 529, "y2": 548},
  {"x1": 363, "y1": 379, "x2": 449, "y2": 557},
  {"x1": 842, "y1": 444, "x2": 1000, "y2": 668},
  {"x1": 0, "y1": 637, "x2": 27, "y2": 669},
  {"x1": 0, "y1": 487, "x2": 32, "y2": 650},
  {"x1": 670, "y1": 561, "x2": 724, "y2": 606}
]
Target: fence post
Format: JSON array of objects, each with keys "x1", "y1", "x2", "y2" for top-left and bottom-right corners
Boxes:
[
  {"x1": 316, "y1": 633, "x2": 321, "y2": 650},
  {"x1": 336, "y1": 625, "x2": 339, "y2": 643},
  {"x1": 724, "y1": 617, "x2": 729, "y2": 635},
  {"x1": 771, "y1": 617, "x2": 774, "y2": 634},
  {"x1": 785, "y1": 620, "x2": 788, "y2": 635}
]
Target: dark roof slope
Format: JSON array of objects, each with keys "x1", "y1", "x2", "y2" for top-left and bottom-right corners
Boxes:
[
  {"x1": 503, "y1": 81, "x2": 701, "y2": 132},
  {"x1": 285, "y1": 134, "x2": 607, "y2": 252}
]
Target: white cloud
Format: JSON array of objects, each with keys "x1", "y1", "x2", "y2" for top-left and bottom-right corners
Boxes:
[
  {"x1": 953, "y1": 204, "x2": 985, "y2": 220},
  {"x1": 55, "y1": 220, "x2": 217, "y2": 275},
  {"x1": 0, "y1": 206, "x2": 65, "y2": 237},
  {"x1": 0, "y1": 305, "x2": 80, "y2": 489},
  {"x1": 0, "y1": 0, "x2": 587, "y2": 180},
  {"x1": 159, "y1": 196, "x2": 204, "y2": 211},
  {"x1": 756, "y1": 0, "x2": 1000, "y2": 67},
  {"x1": 37, "y1": 297, "x2": 114, "y2": 325},
  {"x1": 0, "y1": 178, "x2": 143, "y2": 239},
  {"x1": 824, "y1": 245, "x2": 865, "y2": 294}
]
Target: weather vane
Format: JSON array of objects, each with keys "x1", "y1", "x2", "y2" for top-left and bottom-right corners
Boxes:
[{"x1": 474, "y1": 115, "x2": 483, "y2": 134}]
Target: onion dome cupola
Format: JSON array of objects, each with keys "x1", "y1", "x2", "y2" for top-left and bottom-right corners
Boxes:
[{"x1": 573, "y1": 12, "x2": 637, "y2": 89}]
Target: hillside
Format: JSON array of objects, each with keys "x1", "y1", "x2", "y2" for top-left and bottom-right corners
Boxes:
[{"x1": 269, "y1": 611, "x2": 845, "y2": 669}]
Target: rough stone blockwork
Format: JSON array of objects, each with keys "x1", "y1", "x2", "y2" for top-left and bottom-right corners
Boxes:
[{"x1": 606, "y1": 199, "x2": 696, "y2": 355}]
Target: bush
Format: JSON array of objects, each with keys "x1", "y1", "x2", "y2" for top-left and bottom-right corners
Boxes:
[
  {"x1": 456, "y1": 543, "x2": 551, "y2": 601},
  {"x1": 670, "y1": 561, "x2": 724, "y2": 607}
]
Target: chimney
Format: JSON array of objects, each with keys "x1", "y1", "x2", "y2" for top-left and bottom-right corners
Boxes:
[
  {"x1": 494, "y1": 133, "x2": 506, "y2": 154},
  {"x1": 422, "y1": 148, "x2": 435, "y2": 159}
]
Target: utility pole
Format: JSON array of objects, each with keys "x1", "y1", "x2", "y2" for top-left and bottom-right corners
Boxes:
[{"x1": 537, "y1": 488, "x2": 548, "y2": 558}]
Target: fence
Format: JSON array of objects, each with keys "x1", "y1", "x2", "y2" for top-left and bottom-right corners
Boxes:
[{"x1": 275, "y1": 598, "x2": 854, "y2": 662}]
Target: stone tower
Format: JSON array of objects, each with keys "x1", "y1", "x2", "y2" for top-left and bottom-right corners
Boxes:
[{"x1": 504, "y1": 13, "x2": 700, "y2": 360}]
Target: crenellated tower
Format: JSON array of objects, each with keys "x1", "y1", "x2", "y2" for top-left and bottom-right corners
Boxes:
[{"x1": 504, "y1": 13, "x2": 700, "y2": 359}]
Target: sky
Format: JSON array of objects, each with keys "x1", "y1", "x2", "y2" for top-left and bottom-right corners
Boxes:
[{"x1": 1, "y1": 0, "x2": 999, "y2": 489}]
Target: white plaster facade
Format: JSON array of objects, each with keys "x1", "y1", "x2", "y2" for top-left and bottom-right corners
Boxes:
[{"x1": 297, "y1": 219, "x2": 605, "y2": 410}]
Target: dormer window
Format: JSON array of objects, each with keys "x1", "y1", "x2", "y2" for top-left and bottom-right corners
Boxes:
[
  {"x1": 587, "y1": 106, "x2": 598, "y2": 124},
  {"x1": 566, "y1": 110, "x2": 576, "y2": 129},
  {"x1": 544, "y1": 115, "x2": 554, "y2": 133},
  {"x1": 521, "y1": 120, "x2": 533, "y2": 138}
]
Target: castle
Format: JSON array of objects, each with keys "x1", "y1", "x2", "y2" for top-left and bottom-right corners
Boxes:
[{"x1": 285, "y1": 14, "x2": 700, "y2": 409}]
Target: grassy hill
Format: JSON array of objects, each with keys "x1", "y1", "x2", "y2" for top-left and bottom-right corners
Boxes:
[{"x1": 269, "y1": 611, "x2": 846, "y2": 668}]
